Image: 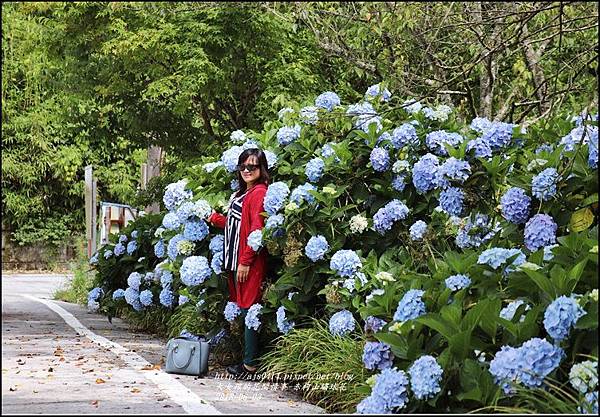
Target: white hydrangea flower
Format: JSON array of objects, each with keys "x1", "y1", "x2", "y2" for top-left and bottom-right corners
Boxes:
[{"x1": 349, "y1": 214, "x2": 369, "y2": 234}]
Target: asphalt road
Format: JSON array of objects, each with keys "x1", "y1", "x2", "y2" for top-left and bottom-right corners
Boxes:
[{"x1": 1, "y1": 273, "x2": 324, "y2": 415}]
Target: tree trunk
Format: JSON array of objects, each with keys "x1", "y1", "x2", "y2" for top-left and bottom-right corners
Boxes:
[{"x1": 145, "y1": 145, "x2": 163, "y2": 214}]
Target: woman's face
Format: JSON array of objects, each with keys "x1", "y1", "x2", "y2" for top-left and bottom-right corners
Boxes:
[{"x1": 239, "y1": 155, "x2": 261, "y2": 185}]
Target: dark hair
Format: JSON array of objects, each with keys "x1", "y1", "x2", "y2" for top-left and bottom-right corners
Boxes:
[{"x1": 236, "y1": 148, "x2": 270, "y2": 196}]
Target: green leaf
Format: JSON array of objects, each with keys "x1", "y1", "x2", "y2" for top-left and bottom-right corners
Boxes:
[
  {"x1": 416, "y1": 314, "x2": 459, "y2": 340},
  {"x1": 521, "y1": 267, "x2": 556, "y2": 299}
]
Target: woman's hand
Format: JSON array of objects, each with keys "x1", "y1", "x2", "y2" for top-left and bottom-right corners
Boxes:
[{"x1": 237, "y1": 264, "x2": 250, "y2": 283}]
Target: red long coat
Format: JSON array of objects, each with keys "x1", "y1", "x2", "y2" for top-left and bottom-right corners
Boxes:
[{"x1": 208, "y1": 183, "x2": 268, "y2": 308}]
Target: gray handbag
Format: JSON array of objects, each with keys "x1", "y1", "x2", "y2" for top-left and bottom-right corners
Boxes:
[{"x1": 165, "y1": 336, "x2": 210, "y2": 376}]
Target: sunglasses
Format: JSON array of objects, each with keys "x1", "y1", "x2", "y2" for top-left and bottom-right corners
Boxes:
[{"x1": 238, "y1": 164, "x2": 260, "y2": 172}]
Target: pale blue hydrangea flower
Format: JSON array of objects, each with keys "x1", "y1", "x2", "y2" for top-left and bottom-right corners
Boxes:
[
  {"x1": 203, "y1": 161, "x2": 224, "y2": 173},
  {"x1": 329, "y1": 309, "x2": 356, "y2": 336},
  {"x1": 180, "y1": 256, "x2": 212, "y2": 286},
  {"x1": 409, "y1": 220, "x2": 427, "y2": 241},
  {"x1": 500, "y1": 187, "x2": 531, "y2": 224},
  {"x1": 124, "y1": 287, "x2": 139, "y2": 306},
  {"x1": 87, "y1": 287, "x2": 103, "y2": 302},
  {"x1": 342, "y1": 278, "x2": 356, "y2": 292},
  {"x1": 470, "y1": 117, "x2": 493, "y2": 134},
  {"x1": 588, "y1": 129, "x2": 598, "y2": 169},
  {"x1": 560, "y1": 125, "x2": 598, "y2": 151},
  {"x1": 477, "y1": 247, "x2": 526, "y2": 275},
  {"x1": 113, "y1": 243, "x2": 126, "y2": 257},
  {"x1": 445, "y1": 274, "x2": 471, "y2": 291},
  {"x1": 426, "y1": 130, "x2": 464, "y2": 156},
  {"x1": 277, "y1": 125, "x2": 302, "y2": 146},
  {"x1": 370, "y1": 147, "x2": 390, "y2": 172},
  {"x1": 220, "y1": 145, "x2": 245, "y2": 173},
  {"x1": 176, "y1": 201, "x2": 195, "y2": 223},
  {"x1": 167, "y1": 234, "x2": 186, "y2": 260},
  {"x1": 393, "y1": 289, "x2": 426, "y2": 322},
  {"x1": 262, "y1": 149, "x2": 278, "y2": 170},
  {"x1": 466, "y1": 137, "x2": 493, "y2": 158},
  {"x1": 321, "y1": 143, "x2": 339, "y2": 161},
  {"x1": 89, "y1": 253, "x2": 99, "y2": 265},
  {"x1": 230, "y1": 179, "x2": 239, "y2": 191},
  {"x1": 230, "y1": 130, "x2": 246, "y2": 143},
  {"x1": 209, "y1": 235, "x2": 224, "y2": 254},
  {"x1": 481, "y1": 121, "x2": 516, "y2": 150},
  {"x1": 391, "y1": 123, "x2": 419, "y2": 149},
  {"x1": 435, "y1": 158, "x2": 471, "y2": 189},
  {"x1": 543, "y1": 244, "x2": 559, "y2": 261},
  {"x1": 364, "y1": 316, "x2": 387, "y2": 333},
  {"x1": 499, "y1": 299, "x2": 530, "y2": 322},
  {"x1": 264, "y1": 182, "x2": 290, "y2": 215},
  {"x1": 357, "y1": 368, "x2": 410, "y2": 413},
  {"x1": 373, "y1": 199, "x2": 409, "y2": 235},
  {"x1": 276, "y1": 305, "x2": 295, "y2": 334},
  {"x1": 160, "y1": 270, "x2": 173, "y2": 288},
  {"x1": 579, "y1": 391, "x2": 598, "y2": 414},
  {"x1": 315, "y1": 91, "x2": 341, "y2": 111},
  {"x1": 178, "y1": 295, "x2": 189, "y2": 306},
  {"x1": 347, "y1": 102, "x2": 382, "y2": 133},
  {"x1": 112, "y1": 289, "x2": 125, "y2": 300},
  {"x1": 412, "y1": 153, "x2": 440, "y2": 193},
  {"x1": 127, "y1": 272, "x2": 142, "y2": 291},
  {"x1": 305, "y1": 157, "x2": 325, "y2": 182},
  {"x1": 569, "y1": 360, "x2": 598, "y2": 394},
  {"x1": 543, "y1": 295, "x2": 586, "y2": 341},
  {"x1": 300, "y1": 106, "x2": 319, "y2": 125},
  {"x1": 391, "y1": 175, "x2": 406, "y2": 192},
  {"x1": 125, "y1": 241, "x2": 137, "y2": 255},
  {"x1": 365, "y1": 83, "x2": 392, "y2": 102},
  {"x1": 139, "y1": 290, "x2": 153, "y2": 307},
  {"x1": 489, "y1": 345, "x2": 523, "y2": 394},
  {"x1": 524, "y1": 213, "x2": 557, "y2": 252},
  {"x1": 247, "y1": 229, "x2": 263, "y2": 252},
  {"x1": 409, "y1": 355, "x2": 444, "y2": 399},
  {"x1": 224, "y1": 301, "x2": 241, "y2": 322},
  {"x1": 183, "y1": 220, "x2": 209, "y2": 242},
  {"x1": 211, "y1": 251, "x2": 223, "y2": 274},
  {"x1": 290, "y1": 183, "x2": 317, "y2": 206},
  {"x1": 103, "y1": 249, "x2": 113, "y2": 259},
  {"x1": 363, "y1": 341, "x2": 394, "y2": 370},
  {"x1": 532, "y1": 168, "x2": 559, "y2": 201},
  {"x1": 305, "y1": 235, "x2": 330, "y2": 262},
  {"x1": 535, "y1": 143, "x2": 554, "y2": 154},
  {"x1": 455, "y1": 213, "x2": 500, "y2": 249},
  {"x1": 154, "y1": 239, "x2": 165, "y2": 258},
  {"x1": 518, "y1": 337, "x2": 565, "y2": 388},
  {"x1": 119, "y1": 234, "x2": 128, "y2": 243},
  {"x1": 265, "y1": 214, "x2": 285, "y2": 230},
  {"x1": 162, "y1": 212, "x2": 181, "y2": 230},
  {"x1": 144, "y1": 272, "x2": 155, "y2": 283},
  {"x1": 163, "y1": 180, "x2": 193, "y2": 211},
  {"x1": 403, "y1": 98, "x2": 422, "y2": 114},
  {"x1": 439, "y1": 187, "x2": 464, "y2": 216},
  {"x1": 245, "y1": 303, "x2": 263, "y2": 330},
  {"x1": 330, "y1": 249, "x2": 362, "y2": 278},
  {"x1": 423, "y1": 104, "x2": 453, "y2": 122}
]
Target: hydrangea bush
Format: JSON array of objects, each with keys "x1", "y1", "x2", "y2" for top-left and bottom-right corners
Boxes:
[{"x1": 88, "y1": 85, "x2": 597, "y2": 413}]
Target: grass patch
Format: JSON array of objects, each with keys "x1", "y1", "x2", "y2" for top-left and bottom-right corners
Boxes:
[
  {"x1": 259, "y1": 319, "x2": 370, "y2": 414},
  {"x1": 53, "y1": 263, "x2": 94, "y2": 304}
]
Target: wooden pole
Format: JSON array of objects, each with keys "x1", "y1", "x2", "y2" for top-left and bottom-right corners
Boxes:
[{"x1": 84, "y1": 165, "x2": 93, "y2": 258}]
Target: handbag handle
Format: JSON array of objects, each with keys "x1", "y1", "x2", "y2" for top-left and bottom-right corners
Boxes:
[{"x1": 170, "y1": 343, "x2": 196, "y2": 369}]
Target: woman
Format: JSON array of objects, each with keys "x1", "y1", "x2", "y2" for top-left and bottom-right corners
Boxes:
[{"x1": 208, "y1": 148, "x2": 269, "y2": 378}]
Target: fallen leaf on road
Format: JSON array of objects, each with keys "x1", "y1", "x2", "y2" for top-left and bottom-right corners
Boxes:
[
  {"x1": 90, "y1": 400, "x2": 98, "y2": 407},
  {"x1": 32, "y1": 390, "x2": 38, "y2": 394},
  {"x1": 76, "y1": 356, "x2": 85, "y2": 360},
  {"x1": 83, "y1": 369, "x2": 94, "y2": 373},
  {"x1": 54, "y1": 347, "x2": 64, "y2": 356},
  {"x1": 48, "y1": 367, "x2": 54, "y2": 372},
  {"x1": 16, "y1": 359, "x2": 25, "y2": 365},
  {"x1": 95, "y1": 378, "x2": 106, "y2": 384},
  {"x1": 9, "y1": 387, "x2": 16, "y2": 392},
  {"x1": 59, "y1": 357, "x2": 65, "y2": 362},
  {"x1": 140, "y1": 364, "x2": 161, "y2": 371},
  {"x1": 131, "y1": 388, "x2": 141, "y2": 393}
]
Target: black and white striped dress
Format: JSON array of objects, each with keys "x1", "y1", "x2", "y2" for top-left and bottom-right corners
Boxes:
[{"x1": 223, "y1": 191, "x2": 248, "y2": 272}]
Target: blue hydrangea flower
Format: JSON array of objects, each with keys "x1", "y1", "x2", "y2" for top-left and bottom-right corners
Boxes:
[
  {"x1": 176, "y1": 201, "x2": 195, "y2": 223},
  {"x1": 408, "y1": 355, "x2": 444, "y2": 399},
  {"x1": 435, "y1": 158, "x2": 471, "y2": 189},
  {"x1": 163, "y1": 180, "x2": 193, "y2": 211},
  {"x1": 304, "y1": 235, "x2": 330, "y2": 262},
  {"x1": 162, "y1": 212, "x2": 181, "y2": 231},
  {"x1": 589, "y1": 130, "x2": 598, "y2": 169},
  {"x1": 481, "y1": 121, "x2": 516, "y2": 150},
  {"x1": 300, "y1": 106, "x2": 319, "y2": 125},
  {"x1": 373, "y1": 199, "x2": 409, "y2": 235},
  {"x1": 356, "y1": 393, "x2": 388, "y2": 414},
  {"x1": 569, "y1": 360, "x2": 598, "y2": 394},
  {"x1": 426, "y1": 130, "x2": 464, "y2": 156},
  {"x1": 124, "y1": 287, "x2": 139, "y2": 306},
  {"x1": 103, "y1": 249, "x2": 113, "y2": 259},
  {"x1": 183, "y1": 220, "x2": 209, "y2": 242},
  {"x1": 220, "y1": 145, "x2": 244, "y2": 173},
  {"x1": 329, "y1": 309, "x2": 356, "y2": 336},
  {"x1": 211, "y1": 251, "x2": 223, "y2": 274},
  {"x1": 439, "y1": 187, "x2": 464, "y2": 216},
  {"x1": 276, "y1": 305, "x2": 295, "y2": 334},
  {"x1": 347, "y1": 102, "x2": 382, "y2": 133},
  {"x1": 290, "y1": 183, "x2": 317, "y2": 206},
  {"x1": 113, "y1": 243, "x2": 126, "y2": 257},
  {"x1": 393, "y1": 289, "x2": 426, "y2": 322},
  {"x1": 501, "y1": 187, "x2": 531, "y2": 224},
  {"x1": 518, "y1": 337, "x2": 565, "y2": 388},
  {"x1": 470, "y1": 117, "x2": 493, "y2": 133},
  {"x1": 364, "y1": 316, "x2": 387, "y2": 333},
  {"x1": 445, "y1": 274, "x2": 471, "y2": 291},
  {"x1": 89, "y1": 252, "x2": 99, "y2": 265},
  {"x1": 178, "y1": 295, "x2": 189, "y2": 306},
  {"x1": 126, "y1": 240, "x2": 137, "y2": 255},
  {"x1": 365, "y1": 84, "x2": 391, "y2": 102},
  {"x1": 478, "y1": 247, "x2": 526, "y2": 275},
  {"x1": 245, "y1": 303, "x2": 263, "y2": 330},
  {"x1": 167, "y1": 234, "x2": 186, "y2": 261},
  {"x1": 412, "y1": 153, "x2": 440, "y2": 193},
  {"x1": 391, "y1": 123, "x2": 419, "y2": 149},
  {"x1": 391, "y1": 175, "x2": 406, "y2": 192},
  {"x1": 560, "y1": 125, "x2": 598, "y2": 151},
  {"x1": 230, "y1": 179, "x2": 239, "y2": 191},
  {"x1": 370, "y1": 147, "x2": 390, "y2": 172},
  {"x1": 321, "y1": 143, "x2": 336, "y2": 159},
  {"x1": 543, "y1": 295, "x2": 586, "y2": 341},
  {"x1": 112, "y1": 289, "x2": 125, "y2": 300},
  {"x1": 160, "y1": 270, "x2": 173, "y2": 288},
  {"x1": 489, "y1": 345, "x2": 523, "y2": 394},
  {"x1": 305, "y1": 157, "x2": 325, "y2": 182},
  {"x1": 264, "y1": 182, "x2": 290, "y2": 215},
  {"x1": 209, "y1": 235, "x2": 225, "y2": 254},
  {"x1": 224, "y1": 301, "x2": 241, "y2": 322},
  {"x1": 144, "y1": 272, "x2": 155, "y2": 283},
  {"x1": 230, "y1": 129, "x2": 246, "y2": 143},
  {"x1": 119, "y1": 234, "x2": 128, "y2": 243},
  {"x1": 363, "y1": 341, "x2": 394, "y2": 371},
  {"x1": 127, "y1": 272, "x2": 142, "y2": 291},
  {"x1": 139, "y1": 290, "x2": 153, "y2": 307},
  {"x1": 265, "y1": 214, "x2": 285, "y2": 230},
  {"x1": 500, "y1": 299, "x2": 530, "y2": 322},
  {"x1": 580, "y1": 391, "x2": 598, "y2": 414},
  {"x1": 455, "y1": 213, "x2": 500, "y2": 249},
  {"x1": 277, "y1": 125, "x2": 302, "y2": 146},
  {"x1": 330, "y1": 249, "x2": 362, "y2": 278},
  {"x1": 368, "y1": 367, "x2": 410, "y2": 411},
  {"x1": 180, "y1": 256, "x2": 212, "y2": 287},
  {"x1": 154, "y1": 239, "x2": 165, "y2": 258},
  {"x1": 535, "y1": 143, "x2": 554, "y2": 154},
  {"x1": 409, "y1": 220, "x2": 427, "y2": 241},
  {"x1": 203, "y1": 161, "x2": 223, "y2": 173},
  {"x1": 247, "y1": 229, "x2": 263, "y2": 252},
  {"x1": 315, "y1": 91, "x2": 341, "y2": 111},
  {"x1": 87, "y1": 287, "x2": 103, "y2": 302},
  {"x1": 532, "y1": 168, "x2": 559, "y2": 201},
  {"x1": 403, "y1": 98, "x2": 422, "y2": 114},
  {"x1": 524, "y1": 213, "x2": 557, "y2": 252},
  {"x1": 466, "y1": 138, "x2": 493, "y2": 158}
]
